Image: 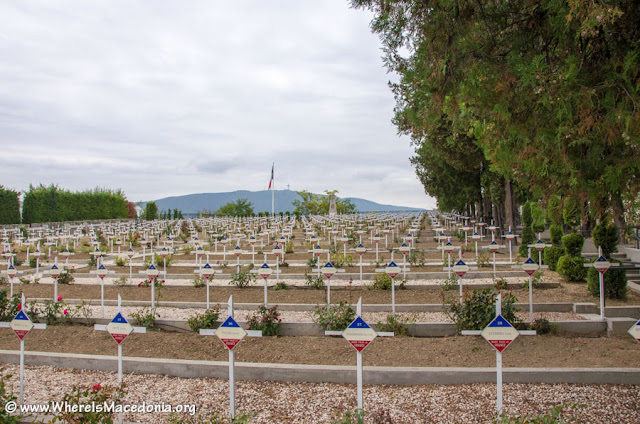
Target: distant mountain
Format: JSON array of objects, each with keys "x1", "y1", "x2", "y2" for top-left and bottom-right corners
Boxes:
[{"x1": 141, "y1": 190, "x2": 425, "y2": 214}]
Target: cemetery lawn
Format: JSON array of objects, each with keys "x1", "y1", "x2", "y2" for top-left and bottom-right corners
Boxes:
[{"x1": 1, "y1": 325, "x2": 640, "y2": 368}]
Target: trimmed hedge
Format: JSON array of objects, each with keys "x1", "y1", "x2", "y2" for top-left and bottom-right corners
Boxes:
[
  {"x1": 543, "y1": 246, "x2": 564, "y2": 271},
  {"x1": 22, "y1": 185, "x2": 128, "y2": 224},
  {"x1": 561, "y1": 233, "x2": 584, "y2": 257},
  {"x1": 587, "y1": 266, "x2": 627, "y2": 299},
  {"x1": 557, "y1": 255, "x2": 587, "y2": 282},
  {"x1": 0, "y1": 186, "x2": 20, "y2": 224}
]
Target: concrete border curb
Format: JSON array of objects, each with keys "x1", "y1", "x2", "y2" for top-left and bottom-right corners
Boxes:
[{"x1": 1, "y1": 350, "x2": 638, "y2": 385}]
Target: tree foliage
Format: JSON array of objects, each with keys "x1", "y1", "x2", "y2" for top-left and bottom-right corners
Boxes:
[
  {"x1": 143, "y1": 202, "x2": 158, "y2": 221},
  {"x1": 0, "y1": 186, "x2": 20, "y2": 224},
  {"x1": 215, "y1": 198, "x2": 255, "y2": 217},
  {"x1": 351, "y1": 0, "x2": 640, "y2": 225},
  {"x1": 22, "y1": 185, "x2": 128, "y2": 224},
  {"x1": 292, "y1": 190, "x2": 357, "y2": 215}
]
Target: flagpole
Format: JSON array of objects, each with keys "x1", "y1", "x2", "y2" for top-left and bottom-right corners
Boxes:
[{"x1": 271, "y1": 162, "x2": 275, "y2": 217}]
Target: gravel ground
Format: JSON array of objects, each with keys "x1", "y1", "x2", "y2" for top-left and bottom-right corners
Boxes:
[
  {"x1": 30, "y1": 275, "x2": 537, "y2": 287},
  {"x1": 42, "y1": 303, "x2": 585, "y2": 323},
  {"x1": 1, "y1": 365, "x2": 638, "y2": 423}
]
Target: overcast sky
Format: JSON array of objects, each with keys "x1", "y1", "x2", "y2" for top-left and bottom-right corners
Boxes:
[{"x1": 0, "y1": 1, "x2": 436, "y2": 209}]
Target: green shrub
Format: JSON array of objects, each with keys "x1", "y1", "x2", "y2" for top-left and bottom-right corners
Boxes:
[
  {"x1": 0, "y1": 368, "x2": 21, "y2": 424},
  {"x1": 494, "y1": 278, "x2": 508, "y2": 290},
  {"x1": 306, "y1": 257, "x2": 318, "y2": 267},
  {"x1": 29, "y1": 257, "x2": 38, "y2": 268},
  {"x1": 592, "y1": 220, "x2": 619, "y2": 259},
  {"x1": 50, "y1": 383, "x2": 125, "y2": 424},
  {"x1": 304, "y1": 272, "x2": 325, "y2": 289},
  {"x1": 367, "y1": 273, "x2": 393, "y2": 290},
  {"x1": 113, "y1": 276, "x2": 128, "y2": 286},
  {"x1": 499, "y1": 404, "x2": 582, "y2": 423},
  {"x1": 333, "y1": 409, "x2": 365, "y2": 424},
  {"x1": 228, "y1": 265, "x2": 256, "y2": 288},
  {"x1": 556, "y1": 255, "x2": 587, "y2": 282},
  {"x1": 561, "y1": 233, "x2": 584, "y2": 257},
  {"x1": 273, "y1": 281, "x2": 288, "y2": 291},
  {"x1": 440, "y1": 275, "x2": 457, "y2": 291},
  {"x1": 549, "y1": 224, "x2": 563, "y2": 246},
  {"x1": 477, "y1": 251, "x2": 491, "y2": 268},
  {"x1": 187, "y1": 306, "x2": 220, "y2": 332},
  {"x1": 0, "y1": 290, "x2": 23, "y2": 323},
  {"x1": 284, "y1": 241, "x2": 294, "y2": 254},
  {"x1": 376, "y1": 313, "x2": 415, "y2": 336},
  {"x1": 39, "y1": 298, "x2": 75, "y2": 325},
  {"x1": 58, "y1": 267, "x2": 75, "y2": 284},
  {"x1": 530, "y1": 201, "x2": 546, "y2": 233},
  {"x1": 407, "y1": 249, "x2": 425, "y2": 266},
  {"x1": 192, "y1": 275, "x2": 211, "y2": 288},
  {"x1": 445, "y1": 287, "x2": 520, "y2": 332},
  {"x1": 525, "y1": 271, "x2": 545, "y2": 288},
  {"x1": 586, "y1": 266, "x2": 628, "y2": 299},
  {"x1": 114, "y1": 256, "x2": 128, "y2": 267},
  {"x1": 543, "y1": 246, "x2": 565, "y2": 271},
  {"x1": 247, "y1": 305, "x2": 281, "y2": 336},
  {"x1": 313, "y1": 302, "x2": 356, "y2": 331},
  {"x1": 155, "y1": 254, "x2": 174, "y2": 268},
  {"x1": 530, "y1": 318, "x2": 557, "y2": 335},
  {"x1": 130, "y1": 307, "x2": 157, "y2": 329}
]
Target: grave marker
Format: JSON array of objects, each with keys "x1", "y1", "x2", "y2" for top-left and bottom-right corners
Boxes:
[
  {"x1": 194, "y1": 261, "x2": 222, "y2": 309},
  {"x1": 250, "y1": 254, "x2": 281, "y2": 307},
  {"x1": 90, "y1": 259, "x2": 115, "y2": 318},
  {"x1": 2, "y1": 263, "x2": 23, "y2": 297},
  {"x1": 462, "y1": 294, "x2": 536, "y2": 417},
  {"x1": 312, "y1": 253, "x2": 345, "y2": 304},
  {"x1": 94, "y1": 295, "x2": 146, "y2": 424},
  {"x1": 199, "y1": 296, "x2": 262, "y2": 420},
  {"x1": 325, "y1": 298, "x2": 393, "y2": 410},
  {"x1": 584, "y1": 246, "x2": 620, "y2": 320},
  {"x1": 512, "y1": 248, "x2": 548, "y2": 321},
  {"x1": 0, "y1": 294, "x2": 47, "y2": 407}
]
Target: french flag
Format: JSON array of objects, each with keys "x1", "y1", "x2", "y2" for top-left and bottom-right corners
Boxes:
[{"x1": 268, "y1": 163, "x2": 274, "y2": 189}]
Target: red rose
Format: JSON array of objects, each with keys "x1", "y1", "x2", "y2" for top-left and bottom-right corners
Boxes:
[{"x1": 91, "y1": 384, "x2": 102, "y2": 392}]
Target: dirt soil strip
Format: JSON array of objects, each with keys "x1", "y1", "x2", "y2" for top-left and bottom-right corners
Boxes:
[
  {"x1": 8, "y1": 281, "x2": 640, "y2": 305},
  {"x1": 1, "y1": 365, "x2": 638, "y2": 423},
  {"x1": 1, "y1": 326, "x2": 640, "y2": 367}
]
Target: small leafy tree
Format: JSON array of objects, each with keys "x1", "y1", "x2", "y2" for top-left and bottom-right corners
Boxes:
[
  {"x1": 143, "y1": 201, "x2": 159, "y2": 221},
  {"x1": 587, "y1": 220, "x2": 627, "y2": 299},
  {"x1": 215, "y1": 198, "x2": 255, "y2": 217},
  {"x1": 445, "y1": 288, "x2": 520, "y2": 332}
]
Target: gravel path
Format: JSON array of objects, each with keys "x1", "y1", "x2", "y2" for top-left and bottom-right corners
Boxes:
[
  {"x1": 1, "y1": 365, "x2": 638, "y2": 423},
  {"x1": 31, "y1": 275, "x2": 539, "y2": 287}
]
